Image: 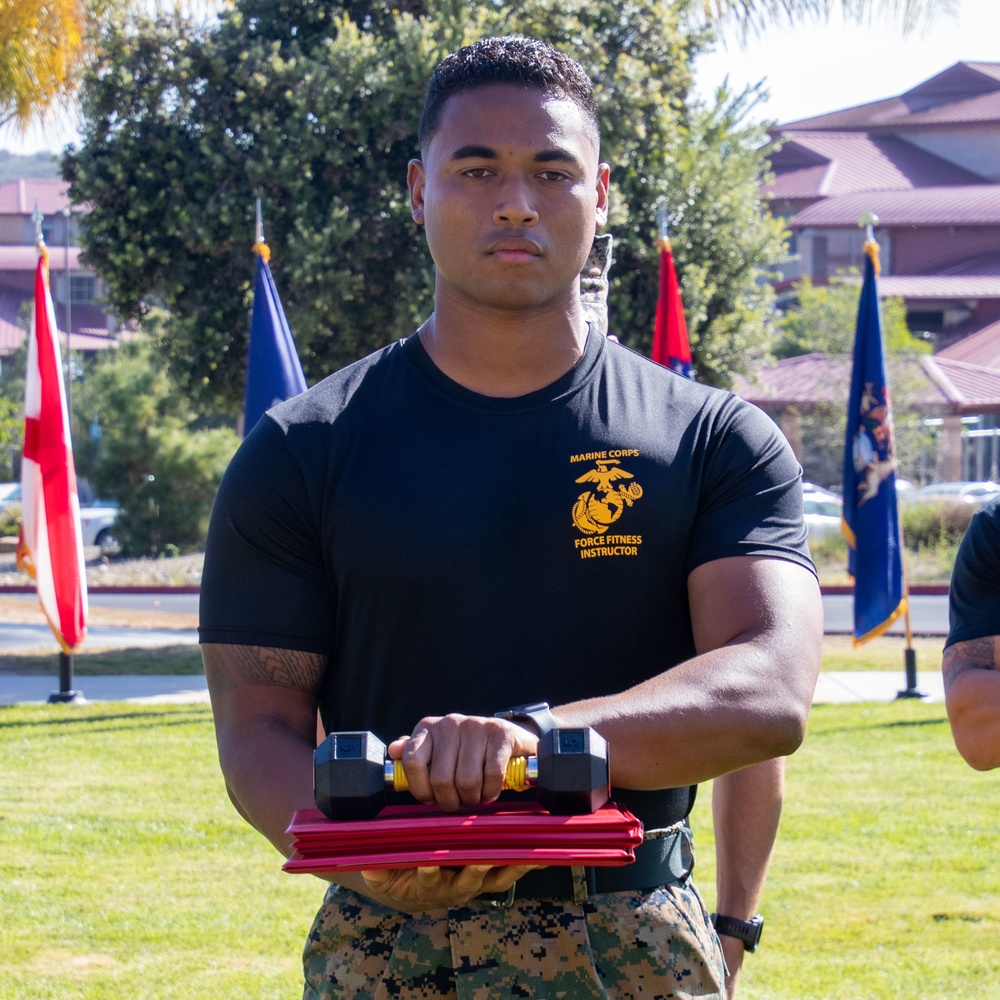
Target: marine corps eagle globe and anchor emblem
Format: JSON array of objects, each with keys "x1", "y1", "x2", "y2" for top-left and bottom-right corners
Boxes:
[{"x1": 572, "y1": 459, "x2": 644, "y2": 535}]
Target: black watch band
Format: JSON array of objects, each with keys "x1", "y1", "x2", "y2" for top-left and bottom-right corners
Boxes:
[
  {"x1": 711, "y1": 913, "x2": 764, "y2": 953},
  {"x1": 494, "y1": 701, "x2": 557, "y2": 737}
]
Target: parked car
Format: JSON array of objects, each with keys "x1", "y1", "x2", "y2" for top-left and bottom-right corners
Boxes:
[
  {"x1": 801, "y1": 482, "x2": 840, "y2": 500},
  {"x1": 79, "y1": 502, "x2": 121, "y2": 554},
  {"x1": 0, "y1": 482, "x2": 20, "y2": 508},
  {"x1": 0, "y1": 483, "x2": 120, "y2": 553},
  {"x1": 802, "y1": 485, "x2": 843, "y2": 538},
  {"x1": 913, "y1": 481, "x2": 1000, "y2": 505}
]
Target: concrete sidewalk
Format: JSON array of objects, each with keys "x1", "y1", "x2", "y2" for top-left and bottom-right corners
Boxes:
[{"x1": 0, "y1": 670, "x2": 944, "y2": 706}]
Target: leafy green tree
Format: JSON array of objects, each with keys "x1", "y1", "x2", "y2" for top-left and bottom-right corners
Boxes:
[
  {"x1": 73, "y1": 331, "x2": 238, "y2": 555},
  {"x1": 775, "y1": 272, "x2": 932, "y2": 359},
  {"x1": 64, "y1": 0, "x2": 792, "y2": 411},
  {"x1": 774, "y1": 273, "x2": 936, "y2": 486}
]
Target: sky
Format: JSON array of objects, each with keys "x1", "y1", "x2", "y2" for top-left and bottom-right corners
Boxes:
[
  {"x1": 693, "y1": 0, "x2": 1000, "y2": 126},
  {"x1": 1, "y1": 0, "x2": 998, "y2": 155}
]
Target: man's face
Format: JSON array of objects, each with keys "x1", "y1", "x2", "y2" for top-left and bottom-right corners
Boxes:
[{"x1": 408, "y1": 84, "x2": 609, "y2": 315}]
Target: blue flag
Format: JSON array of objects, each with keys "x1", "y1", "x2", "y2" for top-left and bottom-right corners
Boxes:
[
  {"x1": 243, "y1": 250, "x2": 307, "y2": 435},
  {"x1": 841, "y1": 243, "x2": 907, "y2": 644}
]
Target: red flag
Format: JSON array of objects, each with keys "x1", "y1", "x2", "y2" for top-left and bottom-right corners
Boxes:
[
  {"x1": 16, "y1": 247, "x2": 88, "y2": 653},
  {"x1": 650, "y1": 237, "x2": 692, "y2": 377}
]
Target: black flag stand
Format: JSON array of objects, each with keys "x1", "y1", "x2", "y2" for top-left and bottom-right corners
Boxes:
[
  {"x1": 896, "y1": 606, "x2": 926, "y2": 700},
  {"x1": 48, "y1": 652, "x2": 84, "y2": 704}
]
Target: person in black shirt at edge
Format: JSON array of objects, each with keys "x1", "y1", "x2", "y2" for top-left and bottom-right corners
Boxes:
[
  {"x1": 943, "y1": 495, "x2": 1000, "y2": 770},
  {"x1": 199, "y1": 35, "x2": 823, "y2": 1000}
]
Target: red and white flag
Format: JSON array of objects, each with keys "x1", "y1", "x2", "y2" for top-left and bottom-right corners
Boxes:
[{"x1": 16, "y1": 247, "x2": 88, "y2": 653}]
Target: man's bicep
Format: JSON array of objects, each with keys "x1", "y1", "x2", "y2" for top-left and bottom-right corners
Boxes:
[
  {"x1": 202, "y1": 642, "x2": 327, "y2": 741},
  {"x1": 943, "y1": 636, "x2": 999, "y2": 691},
  {"x1": 203, "y1": 642, "x2": 327, "y2": 697},
  {"x1": 688, "y1": 555, "x2": 823, "y2": 655}
]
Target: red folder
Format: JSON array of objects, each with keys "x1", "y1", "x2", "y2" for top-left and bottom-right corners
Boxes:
[{"x1": 283, "y1": 801, "x2": 644, "y2": 874}]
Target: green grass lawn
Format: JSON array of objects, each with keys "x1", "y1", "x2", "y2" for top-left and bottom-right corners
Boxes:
[
  {"x1": 693, "y1": 700, "x2": 999, "y2": 1000},
  {"x1": 2, "y1": 699, "x2": 995, "y2": 999},
  {"x1": 0, "y1": 702, "x2": 321, "y2": 999}
]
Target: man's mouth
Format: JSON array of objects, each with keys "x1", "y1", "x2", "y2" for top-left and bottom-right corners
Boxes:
[{"x1": 487, "y1": 238, "x2": 542, "y2": 263}]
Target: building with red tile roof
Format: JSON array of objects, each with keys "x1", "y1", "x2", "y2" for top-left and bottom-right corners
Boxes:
[
  {"x1": 766, "y1": 61, "x2": 1000, "y2": 344},
  {"x1": 750, "y1": 61, "x2": 1000, "y2": 484}
]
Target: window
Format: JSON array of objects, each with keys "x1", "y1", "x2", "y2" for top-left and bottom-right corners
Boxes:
[
  {"x1": 812, "y1": 236, "x2": 828, "y2": 278},
  {"x1": 69, "y1": 274, "x2": 96, "y2": 304}
]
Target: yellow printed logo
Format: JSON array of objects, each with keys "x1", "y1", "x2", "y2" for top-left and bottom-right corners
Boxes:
[{"x1": 571, "y1": 457, "x2": 643, "y2": 542}]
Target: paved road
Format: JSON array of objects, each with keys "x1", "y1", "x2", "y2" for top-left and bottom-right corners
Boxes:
[
  {"x1": 0, "y1": 622, "x2": 197, "y2": 651},
  {"x1": 822, "y1": 593, "x2": 948, "y2": 636},
  {"x1": 0, "y1": 591, "x2": 954, "y2": 634},
  {"x1": 0, "y1": 669, "x2": 944, "y2": 707},
  {"x1": 1, "y1": 591, "x2": 199, "y2": 615}
]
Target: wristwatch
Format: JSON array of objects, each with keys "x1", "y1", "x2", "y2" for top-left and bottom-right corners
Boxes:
[
  {"x1": 711, "y1": 913, "x2": 764, "y2": 953},
  {"x1": 494, "y1": 701, "x2": 558, "y2": 737}
]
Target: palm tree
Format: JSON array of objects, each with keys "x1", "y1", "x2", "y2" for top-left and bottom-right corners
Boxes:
[
  {"x1": 702, "y1": 0, "x2": 957, "y2": 36},
  {"x1": 0, "y1": 0, "x2": 85, "y2": 130},
  {"x1": 0, "y1": 0, "x2": 222, "y2": 133}
]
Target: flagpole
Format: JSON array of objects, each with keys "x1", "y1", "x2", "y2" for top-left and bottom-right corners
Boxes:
[
  {"x1": 854, "y1": 211, "x2": 924, "y2": 700},
  {"x1": 30, "y1": 205, "x2": 85, "y2": 704}
]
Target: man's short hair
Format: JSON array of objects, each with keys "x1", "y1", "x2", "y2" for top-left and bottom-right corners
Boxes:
[{"x1": 418, "y1": 35, "x2": 600, "y2": 154}]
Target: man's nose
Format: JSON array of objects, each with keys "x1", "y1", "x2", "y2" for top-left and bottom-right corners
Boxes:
[{"x1": 493, "y1": 178, "x2": 538, "y2": 226}]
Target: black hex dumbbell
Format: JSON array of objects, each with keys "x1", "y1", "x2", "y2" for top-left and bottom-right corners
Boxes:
[{"x1": 314, "y1": 727, "x2": 610, "y2": 820}]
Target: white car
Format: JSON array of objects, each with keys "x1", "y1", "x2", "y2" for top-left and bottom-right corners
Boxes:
[
  {"x1": 0, "y1": 482, "x2": 20, "y2": 508},
  {"x1": 913, "y1": 481, "x2": 1000, "y2": 505},
  {"x1": 79, "y1": 502, "x2": 121, "y2": 554},
  {"x1": 802, "y1": 485, "x2": 843, "y2": 539}
]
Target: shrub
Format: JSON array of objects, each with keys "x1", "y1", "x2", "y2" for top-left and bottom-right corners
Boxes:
[
  {"x1": 901, "y1": 502, "x2": 976, "y2": 551},
  {"x1": 0, "y1": 500, "x2": 21, "y2": 537}
]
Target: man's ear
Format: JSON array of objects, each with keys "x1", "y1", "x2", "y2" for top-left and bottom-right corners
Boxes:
[
  {"x1": 595, "y1": 162, "x2": 610, "y2": 229},
  {"x1": 408, "y1": 159, "x2": 426, "y2": 225}
]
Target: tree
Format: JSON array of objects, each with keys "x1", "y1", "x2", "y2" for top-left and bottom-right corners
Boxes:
[
  {"x1": 0, "y1": 1, "x2": 226, "y2": 132},
  {"x1": 64, "y1": 0, "x2": 791, "y2": 413},
  {"x1": 72, "y1": 331, "x2": 239, "y2": 555},
  {"x1": 701, "y1": 0, "x2": 954, "y2": 36},
  {"x1": 774, "y1": 273, "x2": 936, "y2": 486},
  {"x1": 775, "y1": 272, "x2": 932, "y2": 360},
  {"x1": 0, "y1": 0, "x2": 86, "y2": 130}
]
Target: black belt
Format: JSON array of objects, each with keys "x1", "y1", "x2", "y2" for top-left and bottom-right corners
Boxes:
[{"x1": 479, "y1": 825, "x2": 691, "y2": 906}]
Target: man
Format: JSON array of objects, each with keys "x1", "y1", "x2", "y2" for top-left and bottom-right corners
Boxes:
[
  {"x1": 942, "y1": 495, "x2": 1000, "y2": 770},
  {"x1": 200, "y1": 35, "x2": 823, "y2": 999}
]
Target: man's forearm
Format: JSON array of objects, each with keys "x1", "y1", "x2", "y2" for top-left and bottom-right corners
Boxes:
[
  {"x1": 551, "y1": 634, "x2": 815, "y2": 790},
  {"x1": 713, "y1": 758, "x2": 784, "y2": 918},
  {"x1": 549, "y1": 556, "x2": 821, "y2": 790},
  {"x1": 217, "y1": 714, "x2": 319, "y2": 856}
]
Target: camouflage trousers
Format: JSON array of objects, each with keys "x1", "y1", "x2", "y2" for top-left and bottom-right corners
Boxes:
[{"x1": 302, "y1": 830, "x2": 724, "y2": 999}]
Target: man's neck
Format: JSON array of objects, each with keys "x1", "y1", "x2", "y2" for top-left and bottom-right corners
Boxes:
[{"x1": 418, "y1": 288, "x2": 590, "y2": 398}]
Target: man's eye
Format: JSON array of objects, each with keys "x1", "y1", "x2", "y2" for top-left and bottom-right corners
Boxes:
[
  {"x1": 539, "y1": 171, "x2": 570, "y2": 182},
  {"x1": 462, "y1": 167, "x2": 493, "y2": 178}
]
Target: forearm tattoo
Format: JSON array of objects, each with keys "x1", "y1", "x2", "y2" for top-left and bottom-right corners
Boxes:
[
  {"x1": 943, "y1": 636, "x2": 999, "y2": 692},
  {"x1": 204, "y1": 644, "x2": 326, "y2": 694}
]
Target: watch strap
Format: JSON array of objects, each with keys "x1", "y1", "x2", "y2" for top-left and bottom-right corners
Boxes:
[
  {"x1": 494, "y1": 702, "x2": 557, "y2": 737},
  {"x1": 711, "y1": 913, "x2": 764, "y2": 953}
]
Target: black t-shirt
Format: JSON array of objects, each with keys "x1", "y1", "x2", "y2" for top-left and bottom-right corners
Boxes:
[
  {"x1": 946, "y1": 496, "x2": 1000, "y2": 648},
  {"x1": 200, "y1": 330, "x2": 814, "y2": 827}
]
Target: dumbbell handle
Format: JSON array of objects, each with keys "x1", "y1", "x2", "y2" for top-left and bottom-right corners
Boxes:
[{"x1": 385, "y1": 756, "x2": 539, "y2": 793}]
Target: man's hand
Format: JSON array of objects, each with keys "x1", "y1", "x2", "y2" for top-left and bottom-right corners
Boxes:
[
  {"x1": 357, "y1": 863, "x2": 539, "y2": 914},
  {"x1": 387, "y1": 713, "x2": 538, "y2": 811}
]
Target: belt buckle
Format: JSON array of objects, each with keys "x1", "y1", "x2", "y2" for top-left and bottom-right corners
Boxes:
[{"x1": 481, "y1": 884, "x2": 516, "y2": 909}]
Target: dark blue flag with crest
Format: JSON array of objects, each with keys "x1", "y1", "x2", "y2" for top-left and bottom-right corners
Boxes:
[
  {"x1": 841, "y1": 241, "x2": 907, "y2": 644},
  {"x1": 243, "y1": 243, "x2": 307, "y2": 436}
]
